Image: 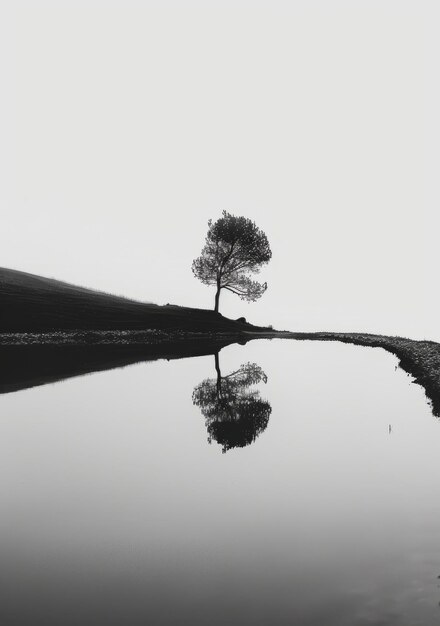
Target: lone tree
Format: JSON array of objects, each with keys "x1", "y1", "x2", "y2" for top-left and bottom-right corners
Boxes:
[{"x1": 192, "y1": 211, "x2": 272, "y2": 313}]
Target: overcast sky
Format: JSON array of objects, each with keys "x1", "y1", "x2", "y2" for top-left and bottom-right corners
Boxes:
[{"x1": 1, "y1": 0, "x2": 439, "y2": 340}]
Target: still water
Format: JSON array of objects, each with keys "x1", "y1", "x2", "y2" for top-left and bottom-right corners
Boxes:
[{"x1": 1, "y1": 339, "x2": 440, "y2": 625}]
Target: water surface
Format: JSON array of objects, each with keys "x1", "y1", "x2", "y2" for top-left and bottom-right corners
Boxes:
[{"x1": 0, "y1": 339, "x2": 439, "y2": 625}]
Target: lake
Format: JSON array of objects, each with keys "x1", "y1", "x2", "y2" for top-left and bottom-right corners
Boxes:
[{"x1": 1, "y1": 338, "x2": 439, "y2": 625}]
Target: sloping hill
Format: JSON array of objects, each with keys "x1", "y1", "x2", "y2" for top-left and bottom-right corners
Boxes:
[{"x1": 0, "y1": 267, "x2": 253, "y2": 333}]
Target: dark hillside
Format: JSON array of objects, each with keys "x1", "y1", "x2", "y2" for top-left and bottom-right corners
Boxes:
[{"x1": 0, "y1": 267, "x2": 259, "y2": 333}]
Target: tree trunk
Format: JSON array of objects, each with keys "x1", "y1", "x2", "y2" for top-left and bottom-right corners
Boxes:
[
  {"x1": 214, "y1": 352, "x2": 221, "y2": 397},
  {"x1": 214, "y1": 285, "x2": 221, "y2": 313}
]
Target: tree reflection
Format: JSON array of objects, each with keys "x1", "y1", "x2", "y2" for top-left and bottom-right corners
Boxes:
[{"x1": 192, "y1": 353, "x2": 271, "y2": 453}]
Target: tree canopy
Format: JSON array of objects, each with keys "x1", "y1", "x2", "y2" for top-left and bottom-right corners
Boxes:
[{"x1": 192, "y1": 211, "x2": 272, "y2": 313}]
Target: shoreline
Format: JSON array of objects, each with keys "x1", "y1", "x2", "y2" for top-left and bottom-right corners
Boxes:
[
  {"x1": 283, "y1": 331, "x2": 440, "y2": 418},
  {"x1": 1, "y1": 328, "x2": 439, "y2": 417},
  {"x1": 0, "y1": 328, "x2": 277, "y2": 346}
]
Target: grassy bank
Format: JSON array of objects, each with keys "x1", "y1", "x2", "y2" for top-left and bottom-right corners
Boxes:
[{"x1": 283, "y1": 332, "x2": 440, "y2": 418}]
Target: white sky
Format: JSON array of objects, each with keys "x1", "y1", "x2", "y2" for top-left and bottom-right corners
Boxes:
[{"x1": 1, "y1": 0, "x2": 439, "y2": 340}]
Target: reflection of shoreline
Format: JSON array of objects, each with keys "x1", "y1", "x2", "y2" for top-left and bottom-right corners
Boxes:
[
  {"x1": 0, "y1": 337, "x2": 245, "y2": 395},
  {"x1": 192, "y1": 353, "x2": 271, "y2": 453}
]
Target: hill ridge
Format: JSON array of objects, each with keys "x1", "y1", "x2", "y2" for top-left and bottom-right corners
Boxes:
[{"x1": 0, "y1": 266, "x2": 256, "y2": 333}]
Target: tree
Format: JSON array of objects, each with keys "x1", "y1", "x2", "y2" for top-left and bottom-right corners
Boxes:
[
  {"x1": 192, "y1": 352, "x2": 271, "y2": 453},
  {"x1": 192, "y1": 211, "x2": 272, "y2": 313}
]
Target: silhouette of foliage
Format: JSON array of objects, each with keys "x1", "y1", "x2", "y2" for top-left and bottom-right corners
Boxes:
[
  {"x1": 192, "y1": 211, "x2": 272, "y2": 313},
  {"x1": 192, "y1": 355, "x2": 271, "y2": 453}
]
